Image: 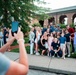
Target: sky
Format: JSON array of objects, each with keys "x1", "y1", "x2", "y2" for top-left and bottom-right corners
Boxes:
[{"x1": 43, "y1": 0, "x2": 76, "y2": 10}]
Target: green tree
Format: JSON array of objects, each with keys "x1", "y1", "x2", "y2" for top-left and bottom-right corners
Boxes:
[{"x1": 0, "y1": 0, "x2": 50, "y2": 33}]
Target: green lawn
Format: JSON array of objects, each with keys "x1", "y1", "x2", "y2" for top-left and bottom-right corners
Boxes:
[{"x1": 70, "y1": 53, "x2": 76, "y2": 58}]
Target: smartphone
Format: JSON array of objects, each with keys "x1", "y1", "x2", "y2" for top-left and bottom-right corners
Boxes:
[{"x1": 11, "y1": 21, "x2": 19, "y2": 36}]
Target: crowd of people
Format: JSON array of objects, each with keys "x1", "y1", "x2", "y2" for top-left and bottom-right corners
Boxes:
[
  {"x1": 0, "y1": 22, "x2": 75, "y2": 74},
  {"x1": 0, "y1": 27, "x2": 9, "y2": 47},
  {"x1": 29, "y1": 22, "x2": 76, "y2": 59}
]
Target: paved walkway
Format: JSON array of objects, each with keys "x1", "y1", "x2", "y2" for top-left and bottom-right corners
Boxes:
[{"x1": 4, "y1": 52, "x2": 76, "y2": 75}]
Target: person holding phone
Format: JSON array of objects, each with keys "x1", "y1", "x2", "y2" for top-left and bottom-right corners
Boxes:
[{"x1": 0, "y1": 28, "x2": 29, "y2": 75}]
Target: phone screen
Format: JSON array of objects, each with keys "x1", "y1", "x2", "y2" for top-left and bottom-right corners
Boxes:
[
  {"x1": 11, "y1": 21, "x2": 19, "y2": 36},
  {"x1": 12, "y1": 21, "x2": 19, "y2": 32}
]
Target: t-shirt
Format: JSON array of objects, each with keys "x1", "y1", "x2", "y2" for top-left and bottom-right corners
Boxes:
[
  {"x1": 0, "y1": 32, "x2": 3, "y2": 38},
  {"x1": 42, "y1": 28, "x2": 47, "y2": 35},
  {"x1": 64, "y1": 33, "x2": 70, "y2": 42},
  {"x1": 0, "y1": 53, "x2": 10, "y2": 75},
  {"x1": 50, "y1": 26, "x2": 55, "y2": 32},
  {"x1": 68, "y1": 28, "x2": 74, "y2": 37},
  {"x1": 59, "y1": 37, "x2": 66, "y2": 44},
  {"x1": 51, "y1": 42, "x2": 60, "y2": 50}
]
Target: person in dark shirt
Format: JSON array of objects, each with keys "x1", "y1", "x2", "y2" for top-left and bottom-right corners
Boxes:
[
  {"x1": 50, "y1": 38, "x2": 62, "y2": 57},
  {"x1": 38, "y1": 32, "x2": 48, "y2": 55},
  {"x1": 50, "y1": 22, "x2": 55, "y2": 32},
  {"x1": 33, "y1": 26, "x2": 36, "y2": 41},
  {"x1": 66, "y1": 25, "x2": 75, "y2": 54},
  {"x1": 64, "y1": 29, "x2": 71, "y2": 57},
  {"x1": 3, "y1": 27, "x2": 9, "y2": 44},
  {"x1": 42, "y1": 27, "x2": 47, "y2": 35}
]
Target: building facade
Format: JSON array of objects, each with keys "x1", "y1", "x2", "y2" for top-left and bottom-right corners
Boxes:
[{"x1": 44, "y1": 6, "x2": 76, "y2": 26}]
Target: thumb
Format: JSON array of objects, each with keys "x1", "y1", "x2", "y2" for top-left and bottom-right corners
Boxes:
[{"x1": 14, "y1": 33, "x2": 16, "y2": 36}]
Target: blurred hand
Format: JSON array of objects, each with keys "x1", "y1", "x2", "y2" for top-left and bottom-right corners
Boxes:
[
  {"x1": 54, "y1": 50, "x2": 57, "y2": 53},
  {"x1": 7, "y1": 29, "x2": 15, "y2": 45},
  {"x1": 8, "y1": 29, "x2": 14, "y2": 39},
  {"x1": 14, "y1": 27, "x2": 24, "y2": 41}
]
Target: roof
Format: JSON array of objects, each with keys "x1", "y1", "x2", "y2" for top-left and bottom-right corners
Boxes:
[{"x1": 50, "y1": 6, "x2": 76, "y2": 14}]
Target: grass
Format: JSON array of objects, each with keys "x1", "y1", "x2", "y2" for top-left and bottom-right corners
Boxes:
[
  {"x1": 26, "y1": 46, "x2": 30, "y2": 54},
  {"x1": 70, "y1": 44, "x2": 76, "y2": 58},
  {"x1": 11, "y1": 48, "x2": 19, "y2": 53},
  {"x1": 70, "y1": 53, "x2": 76, "y2": 58},
  {"x1": 11, "y1": 46, "x2": 30, "y2": 53}
]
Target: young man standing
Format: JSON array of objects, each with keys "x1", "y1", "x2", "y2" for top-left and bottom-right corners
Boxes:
[{"x1": 66, "y1": 25, "x2": 75, "y2": 54}]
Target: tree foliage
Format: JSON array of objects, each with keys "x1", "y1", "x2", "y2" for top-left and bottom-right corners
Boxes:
[{"x1": 0, "y1": 0, "x2": 50, "y2": 33}]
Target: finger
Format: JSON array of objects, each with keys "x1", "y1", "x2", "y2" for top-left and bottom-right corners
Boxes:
[
  {"x1": 8, "y1": 29, "x2": 12, "y2": 39},
  {"x1": 9, "y1": 29, "x2": 12, "y2": 37},
  {"x1": 18, "y1": 27, "x2": 21, "y2": 33},
  {"x1": 9, "y1": 29, "x2": 11, "y2": 34},
  {"x1": 14, "y1": 33, "x2": 16, "y2": 36}
]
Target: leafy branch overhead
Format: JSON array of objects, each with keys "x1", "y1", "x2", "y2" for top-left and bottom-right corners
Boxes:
[{"x1": 0, "y1": 0, "x2": 50, "y2": 32}]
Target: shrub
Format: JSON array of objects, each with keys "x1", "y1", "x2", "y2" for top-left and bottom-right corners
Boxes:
[
  {"x1": 32, "y1": 23, "x2": 41, "y2": 27},
  {"x1": 70, "y1": 23, "x2": 75, "y2": 28},
  {"x1": 60, "y1": 24, "x2": 66, "y2": 29}
]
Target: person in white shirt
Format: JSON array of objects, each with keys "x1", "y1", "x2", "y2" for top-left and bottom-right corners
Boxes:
[
  {"x1": 35, "y1": 27, "x2": 41, "y2": 55},
  {"x1": 29, "y1": 27, "x2": 35, "y2": 54}
]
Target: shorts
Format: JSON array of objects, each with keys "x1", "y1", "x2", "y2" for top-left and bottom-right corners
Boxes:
[{"x1": 60, "y1": 44, "x2": 66, "y2": 50}]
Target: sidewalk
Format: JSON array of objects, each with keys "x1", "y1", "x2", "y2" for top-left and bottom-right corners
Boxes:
[{"x1": 4, "y1": 52, "x2": 76, "y2": 75}]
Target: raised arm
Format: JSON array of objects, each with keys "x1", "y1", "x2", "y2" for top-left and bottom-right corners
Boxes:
[
  {"x1": 6, "y1": 28, "x2": 29, "y2": 75},
  {"x1": 0, "y1": 30, "x2": 15, "y2": 53},
  {"x1": 14, "y1": 28, "x2": 29, "y2": 71}
]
